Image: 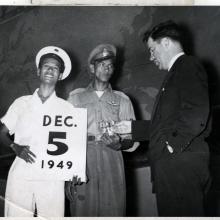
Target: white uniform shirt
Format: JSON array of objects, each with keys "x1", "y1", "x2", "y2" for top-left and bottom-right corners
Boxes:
[{"x1": 1, "y1": 89, "x2": 78, "y2": 180}]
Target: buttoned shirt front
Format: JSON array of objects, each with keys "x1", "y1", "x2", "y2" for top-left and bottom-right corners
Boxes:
[{"x1": 68, "y1": 82, "x2": 135, "y2": 140}]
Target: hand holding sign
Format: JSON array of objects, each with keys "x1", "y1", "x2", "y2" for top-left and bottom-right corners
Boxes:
[{"x1": 65, "y1": 175, "x2": 83, "y2": 202}]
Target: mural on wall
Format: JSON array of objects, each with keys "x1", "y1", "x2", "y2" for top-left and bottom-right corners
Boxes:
[
  {"x1": 0, "y1": 6, "x2": 161, "y2": 120},
  {"x1": 0, "y1": 6, "x2": 220, "y2": 167}
]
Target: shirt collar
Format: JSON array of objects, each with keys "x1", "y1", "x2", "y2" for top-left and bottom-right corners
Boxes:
[
  {"x1": 32, "y1": 88, "x2": 57, "y2": 103},
  {"x1": 168, "y1": 52, "x2": 185, "y2": 71},
  {"x1": 87, "y1": 81, "x2": 112, "y2": 92}
]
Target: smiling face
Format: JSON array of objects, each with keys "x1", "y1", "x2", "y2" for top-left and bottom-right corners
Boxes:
[
  {"x1": 37, "y1": 57, "x2": 63, "y2": 85},
  {"x1": 91, "y1": 59, "x2": 114, "y2": 83},
  {"x1": 147, "y1": 37, "x2": 169, "y2": 71}
]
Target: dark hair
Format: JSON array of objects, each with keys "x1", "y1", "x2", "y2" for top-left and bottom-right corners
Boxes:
[
  {"x1": 38, "y1": 53, "x2": 65, "y2": 73},
  {"x1": 143, "y1": 20, "x2": 183, "y2": 45}
]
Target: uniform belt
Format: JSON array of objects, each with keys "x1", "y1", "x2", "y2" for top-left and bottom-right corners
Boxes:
[{"x1": 88, "y1": 135, "x2": 96, "y2": 141}]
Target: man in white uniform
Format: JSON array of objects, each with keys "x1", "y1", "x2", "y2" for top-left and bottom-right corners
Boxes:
[{"x1": 0, "y1": 46, "x2": 72, "y2": 217}]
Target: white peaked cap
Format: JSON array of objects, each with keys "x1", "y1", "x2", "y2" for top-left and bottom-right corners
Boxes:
[{"x1": 36, "y1": 46, "x2": 72, "y2": 80}]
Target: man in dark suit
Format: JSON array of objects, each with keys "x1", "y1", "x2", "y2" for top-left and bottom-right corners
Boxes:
[{"x1": 113, "y1": 20, "x2": 211, "y2": 216}]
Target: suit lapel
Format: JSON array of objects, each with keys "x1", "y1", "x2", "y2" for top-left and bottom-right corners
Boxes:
[
  {"x1": 150, "y1": 54, "x2": 185, "y2": 124},
  {"x1": 151, "y1": 68, "x2": 174, "y2": 124}
]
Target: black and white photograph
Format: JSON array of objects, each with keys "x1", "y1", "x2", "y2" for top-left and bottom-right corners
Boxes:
[{"x1": 0, "y1": 4, "x2": 220, "y2": 218}]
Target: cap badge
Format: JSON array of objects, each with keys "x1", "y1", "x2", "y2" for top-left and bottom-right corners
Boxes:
[{"x1": 102, "y1": 48, "x2": 109, "y2": 57}]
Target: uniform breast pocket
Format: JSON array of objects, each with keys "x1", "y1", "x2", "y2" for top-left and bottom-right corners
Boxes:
[
  {"x1": 104, "y1": 101, "x2": 120, "y2": 120},
  {"x1": 78, "y1": 100, "x2": 94, "y2": 109}
]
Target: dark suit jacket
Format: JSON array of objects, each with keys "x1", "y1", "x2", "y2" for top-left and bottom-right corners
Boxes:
[{"x1": 133, "y1": 55, "x2": 210, "y2": 164}]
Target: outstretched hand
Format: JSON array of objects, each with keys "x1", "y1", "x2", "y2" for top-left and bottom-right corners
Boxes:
[{"x1": 112, "y1": 120, "x2": 132, "y2": 134}]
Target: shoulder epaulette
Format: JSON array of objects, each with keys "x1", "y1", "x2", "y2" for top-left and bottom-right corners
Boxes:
[
  {"x1": 68, "y1": 88, "x2": 86, "y2": 97},
  {"x1": 113, "y1": 90, "x2": 130, "y2": 100}
]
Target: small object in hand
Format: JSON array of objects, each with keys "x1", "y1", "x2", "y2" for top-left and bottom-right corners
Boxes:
[
  {"x1": 99, "y1": 120, "x2": 116, "y2": 136},
  {"x1": 165, "y1": 141, "x2": 174, "y2": 153},
  {"x1": 107, "y1": 120, "x2": 115, "y2": 136}
]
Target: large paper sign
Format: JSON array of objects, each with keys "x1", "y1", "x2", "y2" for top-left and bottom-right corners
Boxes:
[{"x1": 25, "y1": 107, "x2": 87, "y2": 182}]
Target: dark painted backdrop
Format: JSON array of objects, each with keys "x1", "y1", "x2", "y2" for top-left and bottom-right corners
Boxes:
[
  {"x1": 0, "y1": 6, "x2": 220, "y2": 216},
  {"x1": 1, "y1": 7, "x2": 219, "y2": 115}
]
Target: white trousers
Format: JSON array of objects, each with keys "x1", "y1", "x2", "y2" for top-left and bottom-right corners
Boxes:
[{"x1": 5, "y1": 161, "x2": 64, "y2": 217}]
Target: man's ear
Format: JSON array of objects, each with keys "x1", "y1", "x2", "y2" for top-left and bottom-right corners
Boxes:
[
  {"x1": 161, "y1": 37, "x2": 170, "y2": 49},
  {"x1": 89, "y1": 64, "x2": 95, "y2": 74}
]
